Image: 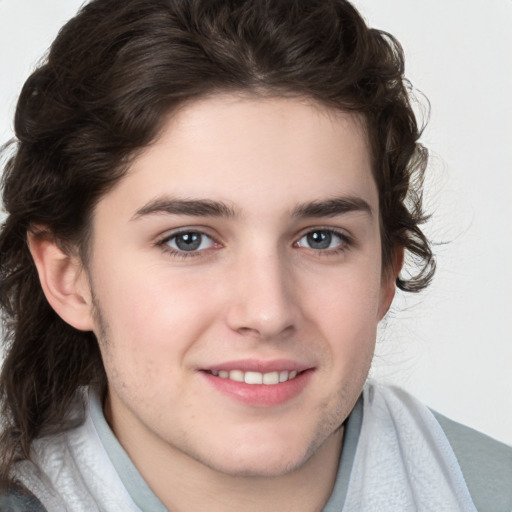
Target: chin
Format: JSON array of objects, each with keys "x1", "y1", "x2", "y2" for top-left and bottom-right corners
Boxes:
[
  {"x1": 195, "y1": 428, "x2": 323, "y2": 478},
  {"x1": 206, "y1": 450, "x2": 310, "y2": 478}
]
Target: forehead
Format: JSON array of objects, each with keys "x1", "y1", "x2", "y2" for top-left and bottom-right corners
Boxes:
[{"x1": 95, "y1": 94, "x2": 377, "y2": 220}]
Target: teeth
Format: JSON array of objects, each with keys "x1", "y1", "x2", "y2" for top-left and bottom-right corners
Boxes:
[
  {"x1": 229, "y1": 370, "x2": 244, "y2": 382},
  {"x1": 263, "y1": 371, "x2": 279, "y2": 385},
  {"x1": 209, "y1": 369, "x2": 301, "y2": 385},
  {"x1": 245, "y1": 371, "x2": 263, "y2": 384}
]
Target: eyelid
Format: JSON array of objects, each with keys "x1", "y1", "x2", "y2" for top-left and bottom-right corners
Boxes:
[
  {"x1": 156, "y1": 227, "x2": 222, "y2": 258},
  {"x1": 294, "y1": 226, "x2": 353, "y2": 252},
  {"x1": 154, "y1": 225, "x2": 353, "y2": 259},
  {"x1": 157, "y1": 225, "x2": 219, "y2": 243}
]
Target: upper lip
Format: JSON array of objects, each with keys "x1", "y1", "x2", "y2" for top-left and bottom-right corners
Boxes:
[{"x1": 201, "y1": 359, "x2": 312, "y2": 373}]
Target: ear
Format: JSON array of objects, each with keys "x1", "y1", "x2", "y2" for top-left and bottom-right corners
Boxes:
[
  {"x1": 28, "y1": 230, "x2": 95, "y2": 331},
  {"x1": 378, "y1": 245, "x2": 404, "y2": 320}
]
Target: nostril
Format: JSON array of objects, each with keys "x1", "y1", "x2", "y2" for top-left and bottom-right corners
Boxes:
[{"x1": 236, "y1": 326, "x2": 262, "y2": 337}]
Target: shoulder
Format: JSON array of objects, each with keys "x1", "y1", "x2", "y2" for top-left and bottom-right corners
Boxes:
[
  {"x1": 432, "y1": 410, "x2": 512, "y2": 512},
  {"x1": 0, "y1": 482, "x2": 47, "y2": 512}
]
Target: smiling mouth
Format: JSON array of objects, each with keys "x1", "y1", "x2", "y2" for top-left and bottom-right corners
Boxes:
[{"x1": 204, "y1": 369, "x2": 301, "y2": 385}]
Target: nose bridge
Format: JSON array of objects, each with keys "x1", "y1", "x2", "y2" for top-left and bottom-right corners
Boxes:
[{"x1": 226, "y1": 243, "x2": 297, "y2": 339}]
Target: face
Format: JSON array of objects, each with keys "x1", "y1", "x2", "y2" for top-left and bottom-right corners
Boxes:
[{"x1": 85, "y1": 94, "x2": 395, "y2": 478}]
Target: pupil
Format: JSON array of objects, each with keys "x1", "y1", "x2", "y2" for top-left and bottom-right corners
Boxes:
[
  {"x1": 307, "y1": 231, "x2": 331, "y2": 249},
  {"x1": 176, "y1": 232, "x2": 201, "y2": 251}
]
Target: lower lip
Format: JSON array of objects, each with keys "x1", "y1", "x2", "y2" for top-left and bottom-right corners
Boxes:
[{"x1": 200, "y1": 370, "x2": 313, "y2": 407}]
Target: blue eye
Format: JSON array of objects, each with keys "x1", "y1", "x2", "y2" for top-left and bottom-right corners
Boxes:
[
  {"x1": 164, "y1": 231, "x2": 214, "y2": 252},
  {"x1": 296, "y1": 230, "x2": 347, "y2": 251}
]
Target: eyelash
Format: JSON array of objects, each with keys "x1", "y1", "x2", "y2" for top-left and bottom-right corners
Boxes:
[
  {"x1": 295, "y1": 227, "x2": 352, "y2": 256},
  {"x1": 156, "y1": 227, "x2": 352, "y2": 260},
  {"x1": 157, "y1": 229, "x2": 219, "y2": 259}
]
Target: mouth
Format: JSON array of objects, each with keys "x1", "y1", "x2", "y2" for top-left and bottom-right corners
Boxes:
[
  {"x1": 200, "y1": 361, "x2": 313, "y2": 407},
  {"x1": 204, "y1": 369, "x2": 301, "y2": 385}
]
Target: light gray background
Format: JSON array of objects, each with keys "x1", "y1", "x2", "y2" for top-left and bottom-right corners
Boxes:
[{"x1": 1, "y1": 0, "x2": 511, "y2": 444}]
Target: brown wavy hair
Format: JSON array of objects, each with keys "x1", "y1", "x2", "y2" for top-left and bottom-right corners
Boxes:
[{"x1": 0, "y1": 0, "x2": 434, "y2": 478}]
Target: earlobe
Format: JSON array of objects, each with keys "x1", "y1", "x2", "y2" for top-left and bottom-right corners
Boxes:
[{"x1": 28, "y1": 231, "x2": 95, "y2": 332}]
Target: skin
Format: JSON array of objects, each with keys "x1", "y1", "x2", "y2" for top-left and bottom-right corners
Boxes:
[{"x1": 31, "y1": 94, "x2": 399, "y2": 512}]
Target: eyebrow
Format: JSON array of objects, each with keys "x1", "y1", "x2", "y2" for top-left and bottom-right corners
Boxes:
[
  {"x1": 132, "y1": 195, "x2": 372, "y2": 221},
  {"x1": 292, "y1": 196, "x2": 373, "y2": 218},
  {"x1": 132, "y1": 197, "x2": 239, "y2": 220}
]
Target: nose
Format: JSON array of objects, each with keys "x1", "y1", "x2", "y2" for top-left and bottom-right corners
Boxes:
[{"x1": 225, "y1": 250, "x2": 299, "y2": 340}]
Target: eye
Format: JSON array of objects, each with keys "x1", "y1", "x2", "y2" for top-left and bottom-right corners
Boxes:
[
  {"x1": 162, "y1": 231, "x2": 215, "y2": 253},
  {"x1": 296, "y1": 229, "x2": 348, "y2": 251}
]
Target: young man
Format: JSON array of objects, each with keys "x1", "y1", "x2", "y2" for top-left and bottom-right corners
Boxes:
[{"x1": 0, "y1": 1, "x2": 510, "y2": 511}]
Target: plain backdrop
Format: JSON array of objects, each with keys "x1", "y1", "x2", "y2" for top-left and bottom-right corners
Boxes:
[{"x1": 0, "y1": 0, "x2": 511, "y2": 445}]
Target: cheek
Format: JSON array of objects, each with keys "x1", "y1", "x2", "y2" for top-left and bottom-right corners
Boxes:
[
  {"x1": 306, "y1": 264, "x2": 382, "y2": 366},
  {"x1": 91, "y1": 261, "x2": 218, "y2": 379}
]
